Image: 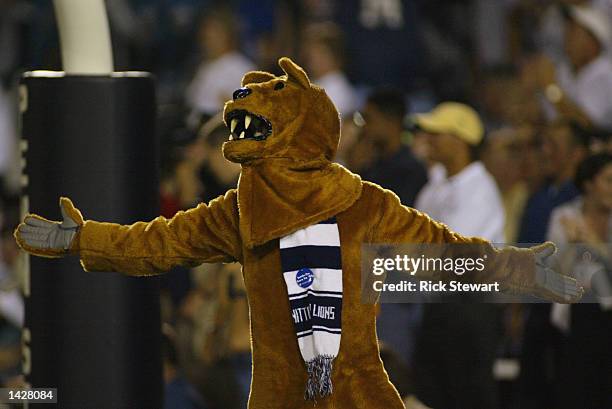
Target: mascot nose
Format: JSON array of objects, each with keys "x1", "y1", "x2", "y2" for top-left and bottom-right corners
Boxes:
[{"x1": 233, "y1": 87, "x2": 252, "y2": 100}]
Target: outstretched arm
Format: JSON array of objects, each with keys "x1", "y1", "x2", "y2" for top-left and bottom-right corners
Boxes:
[
  {"x1": 15, "y1": 190, "x2": 242, "y2": 276},
  {"x1": 369, "y1": 189, "x2": 582, "y2": 303}
]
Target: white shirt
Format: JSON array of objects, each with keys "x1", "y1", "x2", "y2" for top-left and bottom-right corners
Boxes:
[
  {"x1": 547, "y1": 198, "x2": 612, "y2": 333},
  {"x1": 314, "y1": 70, "x2": 357, "y2": 118},
  {"x1": 186, "y1": 51, "x2": 255, "y2": 115},
  {"x1": 556, "y1": 54, "x2": 612, "y2": 130},
  {"x1": 415, "y1": 161, "x2": 505, "y2": 242}
]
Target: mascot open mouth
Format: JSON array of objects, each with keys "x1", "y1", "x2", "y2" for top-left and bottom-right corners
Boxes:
[{"x1": 225, "y1": 110, "x2": 272, "y2": 141}]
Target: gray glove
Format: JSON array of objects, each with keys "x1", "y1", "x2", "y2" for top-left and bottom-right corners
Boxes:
[
  {"x1": 15, "y1": 197, "x2": 83, "y2": 257},
  {"x1": 533, "y1": 242, "x2": 583, "y2": 303}
]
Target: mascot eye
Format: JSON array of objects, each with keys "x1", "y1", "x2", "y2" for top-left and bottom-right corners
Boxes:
[{"x1": 274, "y1": 82, "x2": 285, "y2": 90}]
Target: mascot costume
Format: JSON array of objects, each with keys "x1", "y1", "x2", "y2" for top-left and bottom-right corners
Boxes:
[{"x1": 15, "y1": 57, "x2": 582, "y2": 409}]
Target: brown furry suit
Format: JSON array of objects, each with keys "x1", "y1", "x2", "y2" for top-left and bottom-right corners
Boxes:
[{"x1": 15, "y1": 58, "x2": 579, "y2": 409}]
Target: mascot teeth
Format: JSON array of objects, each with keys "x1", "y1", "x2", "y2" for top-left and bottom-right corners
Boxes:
[{"x1": 225, "y1": 109, "x2": 272, "y2": 141}]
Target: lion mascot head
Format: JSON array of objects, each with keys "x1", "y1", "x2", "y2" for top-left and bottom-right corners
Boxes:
[
  {"x1": 222, "y1": 57, "x2": 340, "y2": 165},
  {"x1": 219, "y1": 57, "x2": 362, "y2": 249}
]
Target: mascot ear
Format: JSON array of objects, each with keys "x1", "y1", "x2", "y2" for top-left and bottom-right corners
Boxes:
[
  {"x1": 279, "y1": 57, "x2": 310, "y2": 88},
  {"x1": 242, "y1": 71, "x2": 276, "y2": 86}
]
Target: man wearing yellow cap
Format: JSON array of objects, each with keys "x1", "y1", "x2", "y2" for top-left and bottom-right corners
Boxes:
[
  {"x1": 413, "y1": 102, "x2": 504, "y2": 242},
  {"x1": 410, "y1": 102, "x2": 505, "y2": 409}
]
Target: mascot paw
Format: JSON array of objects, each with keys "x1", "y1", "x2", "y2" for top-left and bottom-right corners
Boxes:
[
  {"x1": 14, "y1": 197, "x2": 84, "y2": 258},
  {"x1": 532, "y1": 242, "x2": 584, "y2": 303}
]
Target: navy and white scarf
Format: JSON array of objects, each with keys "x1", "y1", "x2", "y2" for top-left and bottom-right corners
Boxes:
[{"x1": 280, "y1": 217, "x2": 343, "y2": 401}]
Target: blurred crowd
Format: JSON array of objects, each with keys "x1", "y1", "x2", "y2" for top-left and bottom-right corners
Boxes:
[{"x1": 1, "y1": 0, "x2": 612, "y2": 408}]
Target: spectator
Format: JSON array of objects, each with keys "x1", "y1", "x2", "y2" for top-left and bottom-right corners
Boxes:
[
  {"x1": 519, "y1": 124, "x2": 549, "y2": 194},
  {"x1": 523, "y1": 4, "x2": 612, "y2": 130},
  {"x1": 517, "y1": 120, "x2": 588, "y2": 409},
  {"x1": 159, "y1": 114, "x2": 242, "y2": 312},
  {"x1": 167, "y1": 116, "x2": 246, "y2": 409},
  {"x1": 163, "y1": 114, "x2": 241, "y2": 213},
  {"x1": 196, "y1": 114, "x2": 241, "y2": 202},
  {"x1": 482, "y1": 127, "x2": 531, "y2": 243},
  {"x1": 186, "y1": 7, "x2": 254, "y2": 116},
  {"x1": 547, "y1": 153, "x2": 612, "y2": 294},
  {"x1": 414, "y1": 102, "x2": 505, "y2": 241},
  {"x1": 302, "y1": 22, "x2": 357, "y2": 118},
  {"x1": 356, "y1": 89, "x2": 428, "y2": 206},
  {"x1": 546, "y1": 152, "x2": 612, "y2": 409},
  {"x1": 177, "y1": 262, "x2": 250, "y2": 409},
  {"x1": 350, "y1": 99, "x2": 430, "y2": 382},
  {"x1": 412, "y1": 101, "x2": 504, "y2": 409},
  {"x1": 350, "y1": 89, "x2": 427, "y2": 369},
  {"x1": 477, "y1": 67, "x2": 543, "y2": 129},
  {"x1": 518, "y1": 121, "x2": 588, "y2": 243}
]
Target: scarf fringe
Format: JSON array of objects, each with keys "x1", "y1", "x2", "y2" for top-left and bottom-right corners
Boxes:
[{"x1": 304, "y1": 355, "x2": 334, "y2": 401}]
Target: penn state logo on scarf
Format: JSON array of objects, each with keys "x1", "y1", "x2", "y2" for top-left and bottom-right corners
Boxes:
[{"x1": 280, "y1": 217, "x2": 343, "y2": 401}]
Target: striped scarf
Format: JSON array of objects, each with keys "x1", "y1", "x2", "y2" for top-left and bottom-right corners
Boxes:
[{"x1": 280, "y1": 217, "x2": 343, "y2": 401}]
